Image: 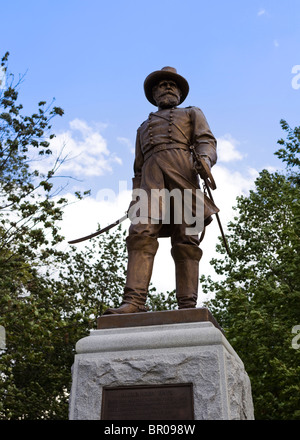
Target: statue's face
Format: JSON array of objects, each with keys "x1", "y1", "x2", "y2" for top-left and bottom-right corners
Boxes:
[{"x1": 152, "y1": 80, "x2": 182, "y2": 109}]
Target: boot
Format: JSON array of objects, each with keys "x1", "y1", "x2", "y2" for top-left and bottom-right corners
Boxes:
[
  {"x1": 103, "y1": 235, "x2": 158, "y2": 315},
  {"x1": 171, "y1": 243, "x2": 202, "y2": 309}
]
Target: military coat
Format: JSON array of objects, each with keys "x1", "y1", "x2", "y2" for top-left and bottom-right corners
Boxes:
[{"x1": 131, "y1": 106, "x2": 219, "y2": 237}]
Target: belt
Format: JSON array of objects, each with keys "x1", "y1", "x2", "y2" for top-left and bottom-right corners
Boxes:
[{"x1": 143, "y1": 143, "x2": 190, "y2": 161}]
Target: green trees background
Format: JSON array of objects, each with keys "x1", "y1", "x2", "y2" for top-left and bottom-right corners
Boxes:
[
  {"x1": 202, "y1": 120, "x2": 300, "y2": 419},
  {"x1": 0, "y1": 53, "x2": 299, "y2": 419}
]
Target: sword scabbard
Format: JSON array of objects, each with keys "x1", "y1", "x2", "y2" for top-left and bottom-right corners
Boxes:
[
  {"x1": 68, "y1": 213, "x2": 128, "y2": 244},
  {"x1": 190, "y1": 146, "x2": 231, "y2": 257}
]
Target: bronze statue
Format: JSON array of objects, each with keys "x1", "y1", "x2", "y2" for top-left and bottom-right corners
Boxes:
[{"x1": 103, "y1": 67, "x2": 219, "y2": 315}]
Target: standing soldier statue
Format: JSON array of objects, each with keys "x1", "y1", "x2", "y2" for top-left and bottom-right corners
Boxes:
[{"x1": 103, "y1": 66, "x2": 219, "y2": 314}]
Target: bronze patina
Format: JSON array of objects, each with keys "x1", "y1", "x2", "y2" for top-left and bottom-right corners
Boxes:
[
  {"x1": 98, "y1": 307, "x2": 224, "y2": 334},
  {"x1": 104, "y1": 67, "x2": 219, "y2": 315}
]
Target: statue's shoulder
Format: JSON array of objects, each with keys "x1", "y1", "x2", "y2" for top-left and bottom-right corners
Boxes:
[
  {"x1": 185, "y1": 106, "x2": 202, "y2": 111},
  {"x1": 179, "y1": 106, "x2": 203, "y2": 114},
  {"x1": 138, "y1": 119, "x2": 148, "y2": 130},
  {"x1": 184, "y1": 106, "x2": 206, "y2": 120}
]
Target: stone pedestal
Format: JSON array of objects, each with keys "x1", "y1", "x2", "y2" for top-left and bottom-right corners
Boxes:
[{"x1": 69, "y1": 309, "x2": 254, "y2": 420}]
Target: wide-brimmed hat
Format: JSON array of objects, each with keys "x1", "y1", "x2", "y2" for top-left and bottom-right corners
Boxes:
[{"x1": 144, "y1": 66, "x2": 189, "y2": 106}]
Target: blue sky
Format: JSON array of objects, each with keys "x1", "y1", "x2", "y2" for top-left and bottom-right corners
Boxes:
[
  {"x1": 2, "y1": 1, "x2": 299, "y2": 184},
  {"x1": 1, "y1": 0, "x2": 300, "y2": 297}
]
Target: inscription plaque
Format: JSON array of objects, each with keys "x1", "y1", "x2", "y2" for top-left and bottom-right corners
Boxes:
[{"x1": 101, "y1": 383, "x2": 194, "y2": 420}]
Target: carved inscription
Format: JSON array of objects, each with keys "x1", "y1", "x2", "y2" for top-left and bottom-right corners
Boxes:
[{"x1": 101, "y1": 383, "x2": 194, "y2": 420}]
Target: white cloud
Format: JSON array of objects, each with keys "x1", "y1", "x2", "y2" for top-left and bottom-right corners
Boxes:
[
  {"x1": 117, "y1": 137, "x2": 135, "y2": 154},
  {"x1": 258, "y1": 9, "x2": 266, "y2": 16},
  {"x1": 60, "y1": 186, "x2": 131, "y2": 251},
  {"x1": 216, "y1": 134, "x2": 244, "y2": 163},
  {"x1": 37, "y1": 119, "x2": 122, "y2": 177},
  {"x1": 265, "y1": 165, "x2": 277, "y2": 173}
]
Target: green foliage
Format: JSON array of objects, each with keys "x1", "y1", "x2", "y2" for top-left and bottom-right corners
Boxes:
[
  {"x1": 0, "y1": 272, "x2": 87, "y2": 419},
  {"x1": 0, "y1": 52, "x2": 76, "y2": 419},
  {"x1": 276, "y1": 119, "x2": 300, "y2": 184},
  {"x1": 0, "y1": 53, "x2": 173, "y2": 419},
  {"x1": 202, "y1": 120, "x2": 300, "y2": 420},
  {"x1": 146, "y1": 288, "x2": 177, "y2": 311},
  {"x1": 59, "y1": 227, "x2": 128, "y2": 318},
  {"x1": 0, "y1": 52, "x2": 66, "y2": 264}
]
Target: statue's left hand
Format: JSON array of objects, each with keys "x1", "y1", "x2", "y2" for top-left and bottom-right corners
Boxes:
[{"x1": 194, "y1": 155, "x2": 211, "y2": 180}]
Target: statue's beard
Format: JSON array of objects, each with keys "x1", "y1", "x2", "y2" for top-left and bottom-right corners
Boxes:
[{"x1": 156, "y1": 93, "x2": 180, "y2": 109}]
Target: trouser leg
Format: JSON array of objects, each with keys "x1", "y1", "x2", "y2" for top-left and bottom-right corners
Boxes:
[
  {"x1": 123, "y1": 234, "x2": 159, "y2": 307},
  {"x1": 171, "y1": 243, "x2": 202, "y2": 309},
  {"x1": 103, "y1": 234, "x2": 159, "y2": 315}
]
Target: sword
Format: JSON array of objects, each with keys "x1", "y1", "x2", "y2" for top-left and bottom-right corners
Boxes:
[
  {"x1": 68, "y1": 213, "x2": 128, "y2": 244},
  {"x1": 190, "y1": 146, "x2": 231, "y2": 257},
  {"x1": 203, "y1": 180, "x2": 231, "y2": 257}
]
